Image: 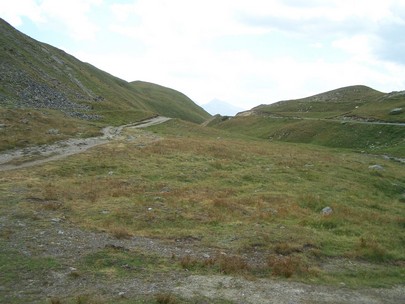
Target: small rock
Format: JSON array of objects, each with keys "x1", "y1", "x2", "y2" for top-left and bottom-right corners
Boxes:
[
  {"x1": 368, "y1": 164, "x2": 384, "y2": 171},
  {"x1": 321, "y1": 206, "x2": 333, "y2": 216},
  {"x1": 147, "y1": 207, "x2": 153, "y2": 211},
  {"x1": 47, "y1": 128, "x2": 59, "y2": 135},
  {"x1": 58, "y1": 230, "x2": 64, "y2": 235},
  {"x1": 0, "y1": 123, "x2": 6, "y2": 128},
  {"x1": 203, "y1": 253, "x2": 210, "y2": 259},
  {"x1": 101, "y1": 210, "x2": 109, "y2": 214},
  {"x1": 51, "y1": 218, "x2": 61, "y2": 223},
  {"x1": 108, "y1": 171, "x2": 114, "y2": 176},
  {"x1": 118, "y1": 291, "x2": 126, "y2": 297},
  {"x1": 389, "y1": 108, "x2": 403, "y2": 115}
]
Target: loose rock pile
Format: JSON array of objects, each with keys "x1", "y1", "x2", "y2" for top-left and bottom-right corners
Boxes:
[{"x1": 0, "y1": 62, "x2": 101, "y2": 120}]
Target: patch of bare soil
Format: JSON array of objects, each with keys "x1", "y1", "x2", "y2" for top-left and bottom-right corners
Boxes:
[{"x1": 1, "y1": 202, "x2": 404, "y2": 304}]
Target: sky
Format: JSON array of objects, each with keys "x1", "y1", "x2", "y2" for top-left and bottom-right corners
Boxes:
[{"x1": 1, "y1": 0, "x2": 405, "y2": 110}]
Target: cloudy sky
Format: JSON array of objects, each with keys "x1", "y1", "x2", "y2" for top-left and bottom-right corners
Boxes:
[{"x1": 2, "y1": 0, "x2": 405, "y2": 110}]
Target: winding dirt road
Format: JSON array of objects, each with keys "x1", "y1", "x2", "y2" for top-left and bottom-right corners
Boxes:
[{"x1": 0, "y1": 116, "x2": 171, "y2": 172}]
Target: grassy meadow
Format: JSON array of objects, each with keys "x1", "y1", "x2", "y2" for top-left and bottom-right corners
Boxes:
[{"x1": 1, "y1": 119, "x2": 404, "y2": 294}]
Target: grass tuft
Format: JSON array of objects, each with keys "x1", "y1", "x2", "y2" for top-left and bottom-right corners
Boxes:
[{"x1": 155, "y1": 293, "x2": 178, "y2": 304}]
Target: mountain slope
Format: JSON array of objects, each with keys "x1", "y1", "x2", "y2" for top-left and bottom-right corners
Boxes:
[
  {"x1": 243, "y1": 85, "x2": 404, "y2": 122},
  {"x1": 0, "y1": 18, "x2": 210, "y2": 125},
  {"x1": 130, "y1": 81, "x2": 209, "y2": 123},
  {"x1": 212, "y1": 86, "x2": 405, "y2": 156}
]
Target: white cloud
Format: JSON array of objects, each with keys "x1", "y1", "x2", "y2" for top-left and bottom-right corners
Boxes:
[
  {"x1": 39, "y1": 0, "x2": 102, "y2": 40},
  {"x1": 0, "y1": 0, "x2": 43, "y2": 26},
  {"x1": 2, "y1": 0, "x2": 405, "y2": 108},
  {"x1": 0, "y1": 0, "x2": 102, "y2": 40}
]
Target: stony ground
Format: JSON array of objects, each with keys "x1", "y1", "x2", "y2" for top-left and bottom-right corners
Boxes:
[{"x1": 1, "y1": 204, "x2": 404, "y2": 304}]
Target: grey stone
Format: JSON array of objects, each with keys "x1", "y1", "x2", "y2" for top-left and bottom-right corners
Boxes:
[
  {"x1": 389, "y1": 108, "x2": 403, "y2": 115},
  {"x1": 47, "y1": 128, "x2": 59, "y2": 135},
  {"x1": 368, "y1": 164, "x2": 384, "y2": 171},
  {"x1": 321, "y1": 206, "x2": 333, "y2": 216}
]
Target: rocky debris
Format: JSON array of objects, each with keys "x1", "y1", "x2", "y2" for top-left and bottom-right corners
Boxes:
[
  {"x1": 0, "y1": 62, "x2": 102, "y2": 120},
  {"x1": 389, "y1": 108, "x2": 403, "y2": 115},
  {"x1": 321, "y1": 206, "x2": 333, "y2": 216},
  {"x1": 368, "y1": 164, "x2": 384, "y2": 171}
]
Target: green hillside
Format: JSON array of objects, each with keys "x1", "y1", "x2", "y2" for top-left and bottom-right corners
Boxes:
[
  {"x1": 212, "y1": 86, "x2": 405, "y2": 156},
  {"x1": 249, "y1": 85, "x2": 405, "y2": 122},
  {"x1": 0, "y1": 18, "x2": 210, "y2": 150},
  {"x1": 130, "y1": 81, "x2": 209, "y2": 123}
]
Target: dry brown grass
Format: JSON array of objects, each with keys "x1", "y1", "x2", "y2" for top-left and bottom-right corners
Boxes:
[
  {"x1": 155, "y1": 293, "x2": 178, "y2": 304},
  {"x1": 218, "y1": 255, "x2": 250, "y2": 274},
  {"x1": 109, "y1": 226, "x2": 132, "y2": 239},
  {"x1": 267, "y1": 255, "x2": 309, "y2": 278}
]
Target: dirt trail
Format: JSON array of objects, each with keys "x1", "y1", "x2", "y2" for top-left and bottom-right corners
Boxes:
[{"x1": 0, "y1": 116, "x2": 171, "y2": 172}]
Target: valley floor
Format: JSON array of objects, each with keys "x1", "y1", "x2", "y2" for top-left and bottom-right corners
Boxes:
[{"x1": 0, "y1": 117, "x2": 404, "y2": 303}]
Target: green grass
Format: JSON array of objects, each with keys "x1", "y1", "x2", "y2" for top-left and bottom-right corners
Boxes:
[
  {"x1": 0, "y1": 108, "x2": 101, "y2": 151},
  {"x1": 212, "y1": 116, "x2": 405, "y2": 157},
  {"x1": 2, "y1": 120, "x2": 403, "y2": 288},
  {"x1": 0, "y1": 246, "x2": 60, "y2": 283}
]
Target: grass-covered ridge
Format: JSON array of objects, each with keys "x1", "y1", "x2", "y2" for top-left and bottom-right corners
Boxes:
[
  {"x1": 249, "y1": 85, "x2": 405, "y2": 123},
  {"x1": 211, "y1": 85, "x2": 405, "y2": 156}
]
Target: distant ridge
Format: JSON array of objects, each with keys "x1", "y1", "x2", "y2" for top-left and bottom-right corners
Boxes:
[
  {"x1": 213, "y1": 85, "x2": 404, "y2": 156},
  {"x1": 237, "y1": 85, "x2": 404, "y2": 122},
  {"x1": 202, "y1": 99, "x2": 245, "y2": 116},
  {"x1": 245, "y1": 85, "x2": 384, "y2": 116}
]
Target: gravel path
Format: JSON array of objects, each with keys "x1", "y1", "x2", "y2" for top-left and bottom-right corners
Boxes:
[{"x1": 0, "y1": 116, "x2": 171, "y2": 172}]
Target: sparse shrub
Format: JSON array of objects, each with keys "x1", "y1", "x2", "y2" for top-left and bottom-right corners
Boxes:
[
  {"x1": 0, "y1": 227, "x2": 13, "y2": 240},
  {"x1": 179, "y1": 255, "x2": 198, "y2": 269},
  {"x1": 49, "y1": 298, "x2": 62, "y2": 304},
  {"x1": 155, "y1": 293, "x2": 178, "y2": 304},
  {"x1": 42, "y1": 183, "x2": 58, "y2": 200},
  {"x1": 267, "y1": 255, "x2": 308, "y2": 278},
  {"x1": 109, "y1": 226, "x2": 132, "y2": 239},
  {"x1": 218, "y1": 255, "x2": 249, "y2": 274},
  {"x1": 274, "y1": 242, "x2": 301, "y2": 255},
  {"x1": 352, "y1": 237, "x2": 391, "y2": 262},
  {"x1": 41, "y1": 201, "x2": 63, "y2": 211}
]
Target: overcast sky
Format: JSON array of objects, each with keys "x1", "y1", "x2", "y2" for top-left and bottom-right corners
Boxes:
[{"x1": 2, "y1": 0, "x2": 405, "y2": 109}]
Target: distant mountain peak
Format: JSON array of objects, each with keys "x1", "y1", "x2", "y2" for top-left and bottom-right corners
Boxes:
[{"x1": 202, "y1": 99, "x2": 245, "y2": 116}]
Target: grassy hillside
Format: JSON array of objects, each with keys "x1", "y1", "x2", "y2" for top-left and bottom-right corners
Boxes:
[
  {"x1": 130, "y1": 81, "x2": 209, "y2": 123},
  {"x1": 0, "y1": 18, "x2": 210, "y2": 150},
  {"x1": 250, "y1": 85, "x2": 405, "y2": 122},
  {"x1": 212, "y1": 86, "x2": 405, "y2": 156}
]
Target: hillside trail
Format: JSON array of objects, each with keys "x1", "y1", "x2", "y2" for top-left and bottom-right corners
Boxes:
[{"x1": 0, "y1": 116, "x2": 171, "y2": 172}]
